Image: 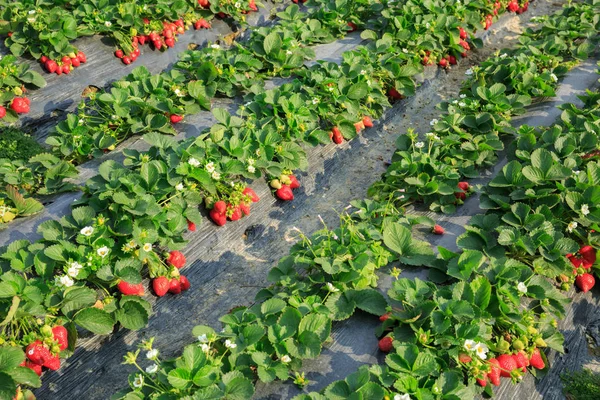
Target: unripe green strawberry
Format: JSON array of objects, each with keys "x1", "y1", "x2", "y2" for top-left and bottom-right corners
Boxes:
[{"x1": 270, "y1": 179, "x2": 282, "y2": 189}]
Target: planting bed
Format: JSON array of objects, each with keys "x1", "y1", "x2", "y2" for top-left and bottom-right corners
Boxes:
[{"x1": 2, "y1": 0, "x2": 600, "y2": 400}]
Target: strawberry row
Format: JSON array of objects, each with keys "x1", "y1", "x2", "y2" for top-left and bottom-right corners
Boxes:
[
  {"x1": 104, "y1": 2, "x2": 599, "y2": 399},
  {"x1": 0, "y1": 56, "x2": 46, "y2": 123},
  {"x1": 0, "y1": 0, "x2": 538, "y2": 397}
]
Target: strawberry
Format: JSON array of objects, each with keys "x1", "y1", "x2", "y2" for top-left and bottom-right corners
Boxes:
[
  {"x1": 459, "y1": 27, "x2": 467, "y2": 40},
  {"x1": 448, "y1": 55, "x2": 457, "y2": 65},
  {"x1": 180, "y1": 275, "x2": 190, "y2": 291},
  {"x1": 432, "y1": 225, "x2": 445, "y2": 235},
  {"x1": 438, "y1": 58, "x2": 448, "y2": 68},
  {"x1": 354, "y1": 121, "x2": 365, "y2": 133},
  {"x1": 362, "y1": 116, "x2": 373, "y2": 128},
  {"x1": 459, "y1": 40, "x2": 470, "y2": 51},
  {"x1": 52, "y1": 326, "x2": 68, "y2": 351},
  {"x1": 165, "y1": 38, "x2": 175, "y2": 48},
  {"x1": 455, "y1": 192, "x2": 466, "y2": 201},
  {"x1": 529, "y1": 348, "x2": 545, "y2": 369},
  {"x1": 0, "y1": 106, "x2": 5, "y2": 119},
  {"x1": 62, "y1": 64, "x2": 71, "y2": 74},
  {"x1": 71, "y1": 57, "x2": 80, "y2": 67},
  {"x1": 167, "y1": 250, "x2": 186, "y2": 269},
  {"x1": 579, "y1": 245, "x2": 596, "y2": 268},
  {"x1": 76, "y1": 51, "x2": 85, "y2": 63},
  {"x1": 347, "y1": 22, "x2": 357, "y2": 32},
  {"x1": 214, "y1": 201, "x2": 227, "y2": 214},
  {"x1": 458, "y1": 353, "x2": 472, "y2": 363},
  {"x1": 240, "y1": 203, "x2": 251, "y2": 216},
  {"x1": 488, "y1": 358, "x2": 501, "y2": 386},
  {"x1": 117, "y1": 281, "x2": 144, "y2": 296},
  {"x1": 45, "y1": 59, "x2": 58, "y2": 73},
  {"x1": 138, "y1": 35, "x2": 146, "y2": 45},
  {"x1": 289, "y1": 175, "x2": 300, "y2": 190},
  {"x1": 458, "y1": 182, "x2": 469, "y2": 191},
  {"x1": 210, "y1": 208, "x2": 226, "y2": 226},
  {"x1": 122, "y1": 56, "x2": 132, "y2": 65},
  {"x1": 575, "y1": 273, "x2": 595, "y2": 293},
  {"x1": 332, "y1": 127, "x2": 344, "y2": 144},
  {"x1": 476, "y1": 376, "x2": 487, "y2": 387},
  {"x1": 379, "y1": 312, "x2": 391, "y2": 322},
  {"x1": 43, "y1": 354, "x2": 60, "y2": 371},
  {"x1": 187, "y1": 220, "x2": 196, "y2": 231},
  {"x1": 152, "y1": 277, "x2": 170, "y2": 297},
  {"x1": 243, "y1": 187, "x2": 260, "y2": 203},
  {"x1": 198, "y1": 0, "x2": 210, "y2": 7},
  {"x1": 507, "y1": 1, "x2": 519, "y2": 12},
  {"x1": 513, "y1": 351, "x2": 529, "y2": 372},
  {"x1": 40, "y1": 55, "x2": 48, "y2": 63},
  {"x1": 26, "y1": 341, "x2": 51, "y2": 365},
  {"x1": 497, "y1": 354, "x2": 517, "y2": 377},
  {"x1": 388, "y1": 87, "x2": 402, "y2": 100},
  {"x1": 61, "y1": 56, "x2": 71, "y2": 66},
  {"x1": 10, "y1": 98, "x2": 30, "y2": 114},
  {"x1": 21, "y1": 360, "x2": 42, "y2": 376},
  {"x1": 170, "y1": 114, "x2": 183, "y2": 124},
  {"x1": 228, "y1": 205, "x2": 242, "y2": 221},
  {"x1": 163, "y1": 28, "x2": 174, "y2": 39},
  {"x1": 275, "y1": 185, "x2": 294, "y2": 201},
  {"x1": 55, "y1": 66, "x2": 62, "y2": 76},
  {"x1": 249, "y1": 0, "x2": 258, "y2": 11},
  {"x1": 378, "y1": 336, "x2": 393, "y2": 353},
  {"x1": 169, "y1": 278, "x2": 182, "y2": 294}
]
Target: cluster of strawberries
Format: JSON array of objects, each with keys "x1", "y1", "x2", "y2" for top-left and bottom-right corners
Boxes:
[
  {"x1": 22, "y1": 325, "x2": 68, "y2": 377},
  {"x1": 354, "y1": 116, "x2": 374, "y2": 133},
  {"x1": 567, "y1": 245, "x2": 596, "y2": 292},
  {"x1": 271, "y1": 174, "x2": 300, "y2": 201},
  {"x1": 437, "y1": 27, "x2": 471, "y2": 69},
  {"x1": 472, "y1": 349, "x2": 545, "y2": 387},
  {"x1": 40, "y1": 51, "x2": 87, "y2": 75},
  {"x1": 198, "y1": 0, "x2": 258, "y2": 17},
  {"x1": 507, "y1": 0, "x2": 529, "y2": 14},
  {"x1": 455, "y1": 181, "x2": 471, "y2": 202},
  {"x1": 0, "y1": 96, "x2": 31, "y2": 118},
  {"x1": 114, "y1": 19, "x2": 186, "y2": 65},
  {"x1": 209, "y1": 187, "x2": 260, "y2": 226}
]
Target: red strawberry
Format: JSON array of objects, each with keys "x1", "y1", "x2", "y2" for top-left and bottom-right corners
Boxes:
[
  {"x1": 71, "y1": 57, "x2": 80, "y2": 67},
  {"x1": 45, "y1": 59, "x2": 58, "y2": 73},
  {"x1": 52, "y1": 326, "x2": 68, "y2": 351},
  {"x1": 198, "y1": 0, "x2": 210, "y2": 7},
  {"x1": 289, "y1": 175, "x2": 300, "y2": 190},
  {"x1": 378, "y1": 336, "x2": 393, "y2": 353},
  {"x1": 0, "y1": 106, "x2": 6, "y2": 119},
  {"x1": 169, "y1": 278, "x2": 182, "y2": 294},
  {"x1": 165, "y1": 38, "x2": 175, "y2": 48},
  {"x1": 210, "y1": 209, "x2": 226, "y2": 226},
  {"x1": 579, "y1": 245, "x2": 596, "y2": 268},
  {"x1": 458, "y1": 182, "x2": 469, "y2": 191},
  {"x1": 228, "y1": 205, "x2": 242, "y2": 221},
  {"x1": 432, "y1": 225, "x2": 445, "y2": 235},
  {"x1": 240, "y1": 203, "x2": 251, "y2": 216},
  {"x1": 117, "y1": 281, "x2": 144, "y2": 296},
  {"x1": 214, "y1": 200, "x2": 227, "y2": 214},
  {"x1": 459, "y1": 27, "x2": 467, "y2": 40},
  {"x1": 167, "y1": 251, "x2": 186, "y2": 269},
  {"x1": 354, "y1": 121, "x2": 365, "y2": 133},
  {"x1": 488, "y1": 358, "x2": 501, "y2": 386},
  {"x1": 77, "y1": 51, "x2": 86, "y2": 63},
  {"x1": 497, "y1": 354, "x2": 517, "y2": 377},
  {"x1": 388, "y1": 87, "x2": 402, "y2": 100},
  {"x1": 138, "y1": 35, "x2": 146, "y2": 45},
  {"x1": 362, "y1": 116, "x2": 373, "y2": 128},
  {"x1": 529, "y1": 348, "x2": 545, "y2": 369},
  {"x1": 243, "y1": 187, "x2": 260, "y2": 203},
  {"x1": 21, "y1": 360, "x2": 42, "y2": 376},
  {"x1": 275, "y1": 185, "x2": 294, "y2": 201},
  {"x1": 40, "y1": 55, "x2": 48, "y2": 63},
  {"x1": 187, "y1": 220, "x2": 196, "y2": 231},
  {"x1": 448, "y1": 55, "x2": 457, "y2": 65},
  {"x1": 61, "y1": 56, "x2": 71, "y2": 66},
  {"x1": 379, "y1": 312, "x2": 391, "y2": 322},
  {"x1": 458, "y1": 353, "x2": 472, "y2": 363},
  {"x1": 332, "y1": 127, "x2": 344, "y2": 144},
  {"x1": 347, "y1": 22, "x2": 357, "y2": 32},
  {"x1": 476, "y1": 375, "x2": 487, "y2": 387},
  {"x1": 514, "y1": 352, "x2": 529, "y2": 372},
  {"x1": 575, "y1": 273, "x2": 595, "y2": 292},
  {"x1": 10, "y1": 98, "x2": 30, "y2": 114},
  {"x1": 459, "y1": 40, "x2": 470, "y2": 51},
  {"x1": 249, "y1": 0, "x2": 258, "y2": 11},
  {"x1": 26, "y1": 341, "x2": 51, "y2": 365},
  {"x1": 567, "y1": 253, "x2": 583, "y2": 268},
  {"x1": 62, "y1": 64, "x2": 71, "y2": 74},
  {"x1": 152, "y1": 277, "x2": 170, "y2": 297},
  {"x1": 122, "y1": 56, "x2": 132, "y2": 65},
  {"x1": 439, "y1": 58, "x2": 448, "y2": 68},
  {"x1": 455, "y1": 192, "x2": 466, "y2": 201},
  {"x1": 180, "y1": 275, "x2": 190, "y2": 291},
  {"x1": 170, "y1": 114, "x2": 183, "y2": 124},
  {"x1": 43, "y1": 354, "x2": 60, "y2": 371},
  {"x1": 163, "y1": 28, "x2": 174, "y2": 39},
  {"x1": 55, "y1": 66, "x2": 62, "y2": 75}
]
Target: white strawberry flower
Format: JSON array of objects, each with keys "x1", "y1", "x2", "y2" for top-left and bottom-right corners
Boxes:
[
  {"x1": 459, "y1": 102, "x2": 466, "y2": 107},
  {"x1": 211, "y1": 44, "x2": 220, "y2": 50},
  {"x1": 145, "y1": 364, "x2": 158, "y2": 374},
  {"x1": 133, "y1": 374, "x2": 144, "y2": 388},
  {"x1": 281, "y1": 355, "x2": 292, "y2": 363},
  {"x1": 286, "y1": 50, "x2": 293, "y2": 55},
  {"x1": 174, "y1": 88, "x2": 182, "y2": 97},
  {"x1": 247, "y1": 158, "x2": 255, "y2": 166},
  {"x1": 27, "y1": 17, "x2": 36, "y2": 23},
  {"x1": 465, "y1": 68, "x2": 473, "y2": 75},
  {"x1": 312, "y1": 98, "x2": 320, "y2": 105},
  {"x1": 474, "y1": 343, "x2": 489, "y2": 360},
  {"x1": 105, "y1": 21, "x2": 112, "y2": 27},
  {"x1": 360, "y1": 70, "x2": 367, "y2": 75},
  {"x1": 247, "y1": 165, "x2": 256, "y2": 173},
  {"x1": 175, "y1": 183, "x2": 184, "y2": 191},
  {"x1": 146, "y1": 349, "x2": 158, "y2": 359},
  {"x1": 425, "y1": 22, "x2": 431, "y2": 29},
  {"x1": 394, "y1": 395, "x2": 411, "y2": 400},
  {"x1": 463, "y1": 339, "x2": 476, "y2": 351},
  {"x1": 97, "y1": 246, "x2": 109, "y2": 258},
  {"x1": 235, "y1": 1, "x2": 241, "y2": 7},
  {"x1": 197, "y1": 334, "x2": 208, "y2": 343},
  {"x1": 402, "y1": 48, "x2": 408, "y2": 54},
  {"x1": 452, "y1": 100, "x2": 458, "y2": 104},
  {"x1": 430, "y1": 119, "x2": 438, "y2": 126},
  {"x1": 328, "y1": 86, "x2": 334, "y2": 92},
  {"x1": 56, "y1": 275, "x2": 74, "y2": 288},
  {"x1": 225, "y1": 340, "x2": 237, "y2": 349},
  {"x1": 550, "y1": 73, "x2": 558, "y2": 82},
  {"x1": 188, "y1": 158, "x2": 201, "y2": 167},
  {"x1": 582, "y1": 204, "x2": 590, "y2": 216},
  {"x1": 205, "y1": 162, "x2": 215, "y2": 173},
  {"x1": 80, "y1": 226, "x2": 94, "y2": 237},
  {"x1": 517, "y1": 282, "x2": 527, "y2": 294},
  {"x1": 212, "y1": 171, "x2": 221, "y2": 180},
  {"x1": 500, "y1": 53, "x2": 508, "y2": 58},
  {"x1": 326, "y1": 282, "x2": 340, "y2": 293},
  {"x1": 574, "y1": 170, "x2": 581, "y2": 175},
  {"x1": 143, "y1": 243, "x2": 152, "y2": 252},
  {"x1": 28, "y1": 10, "x2": 36, "y2": 14},
  {"x1": 201, "y1": 343, "x2": 210, "y2": 353},
  {"x1": 415, "y1": 142, "x2": 425, "y2": 149},
  {"x1": 567, "y1": 221, "x2": 578, "y2": 233},
  {"x1": 460, "y1": 94, "x2": 467, "y2": 99},
  {"x1": 67, "y1": 262, "x2": 83, "y2": 278},
  {"x1": 78, "y1": 118, "x2": 84, "y2": 124}
]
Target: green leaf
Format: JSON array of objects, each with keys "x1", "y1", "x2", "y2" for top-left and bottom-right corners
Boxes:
[
  {"x1": 350, "y1": 289, "x2": 387, "y2": 316},
  {"x1": 168, "y1": 368, "x2": 192, "y2": 390},
  {"x1": 116, "y1": 299, "x2": 149, "y2": 330},
  {"x1": 263, "y1": 32, "x2": 282, "y2": 55},
  {"x1": 7, "y1": 366, "x2": 41, "y2": 388},
  {"x1": 0, "y1": 347, "x2": 25, "y2": 370},
  {"x1": 74, "y1": 308, "x2": 115, "y2": 335},
  {"x1": 383, "y1": 222, "x2": 411, "y2": 255},
  {"x1": 222, "y1": 371, "x2": 255, "y2": 400},
  {"x1": 0, "y1": 372, "x2": 16, "y2": 400}
]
